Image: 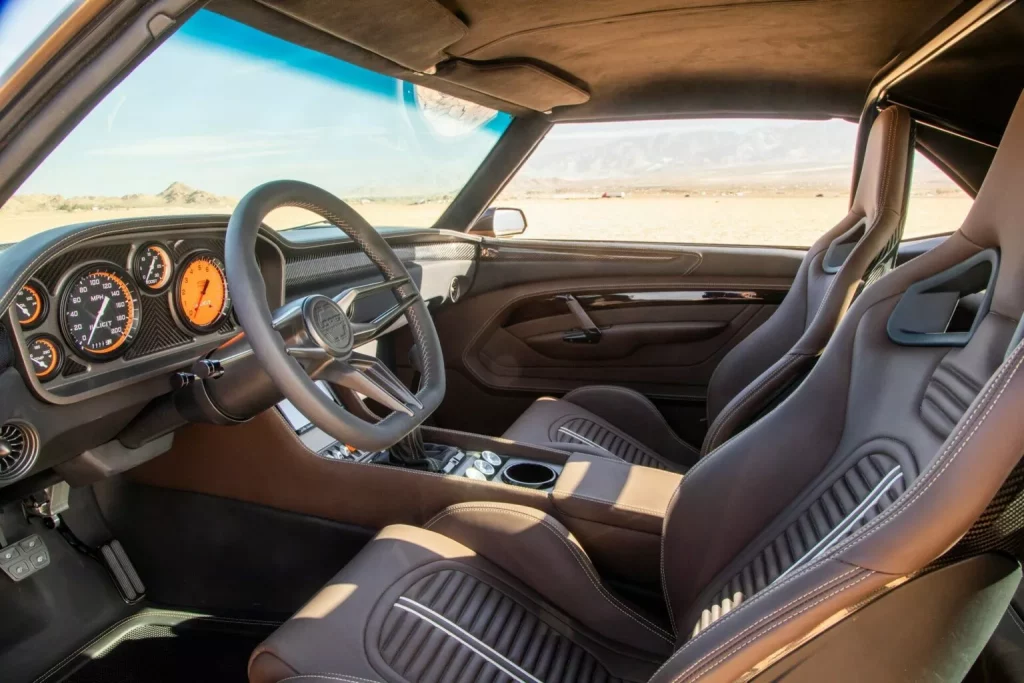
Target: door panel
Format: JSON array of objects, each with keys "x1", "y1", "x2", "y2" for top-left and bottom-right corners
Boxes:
[{"x1": 400, "y1": 239, "x2": 804, "y2": 437}]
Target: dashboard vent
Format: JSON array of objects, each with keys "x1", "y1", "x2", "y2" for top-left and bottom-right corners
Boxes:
[{"x1": 0, "y1": 422, "x2": 37, "y2": 482}]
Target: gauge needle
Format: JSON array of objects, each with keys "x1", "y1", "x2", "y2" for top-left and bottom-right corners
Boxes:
[
  {"x1": 145, "y1": 257, "x2": 156, "y2": 283},
  {"x1": 87, "y1": 296, "x2": 110, "y2": 345},
  {"x1": 16, "y1": 303, "x2": 30, "y2": 317},
  {"x1": 30, "y1": 356, "x2": 47, "y2": 369},
  {"x1": 193, "y1": 280, "x2": 211, "y2": 316}
]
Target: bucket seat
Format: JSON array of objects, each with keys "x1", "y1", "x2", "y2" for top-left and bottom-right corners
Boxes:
[
  {"x1": 248, "y1": 90, "x2": 1024, "y2": 683},
  {"x1": 503, "y1": 105, "x2": 915, "y2": 471}
]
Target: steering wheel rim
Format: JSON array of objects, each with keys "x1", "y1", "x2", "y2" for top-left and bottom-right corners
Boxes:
[{"x1": 225, "y1": 180, "x2": 445, "y2": 451}]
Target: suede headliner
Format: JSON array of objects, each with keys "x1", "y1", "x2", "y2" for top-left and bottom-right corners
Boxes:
[{"x1": 220, "y1": 0, "x2": 967, "y2": 118}]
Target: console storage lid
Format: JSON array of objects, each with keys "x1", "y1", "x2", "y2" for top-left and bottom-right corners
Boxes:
[{"x1": 552, "y1": 453, "x2": 683, "y2": 535}]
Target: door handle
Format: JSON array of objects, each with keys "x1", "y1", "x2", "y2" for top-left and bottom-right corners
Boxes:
[{"x1": 558, "y1": 294, "x2": 602, "y2": 343}]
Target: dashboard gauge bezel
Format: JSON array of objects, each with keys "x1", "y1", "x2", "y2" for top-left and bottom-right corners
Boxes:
[
  {"x1": 174, "y1": 251, "x2": 232, "y2": 334},
  {"x1": 59, "y1": 262, "x2": 142, "y2": 361},
  {"x1": 14, "y1": 279, "x2": 49, "y2": 330},
  {"x1": 132, "y1": 241, "x2": 175, "y2": 293},
  {"x1": 26, "y1": 334, "x2": 63, "y2": 382}
]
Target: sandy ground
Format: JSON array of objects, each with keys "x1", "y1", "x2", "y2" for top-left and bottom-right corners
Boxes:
[{"x1": 0, "y1": 196, "x2": 972, "y2": 247}]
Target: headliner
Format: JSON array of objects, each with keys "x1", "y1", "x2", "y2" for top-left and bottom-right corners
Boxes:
[{"x1": 212, "y1": 0, "x2": 969, "y2": 120}]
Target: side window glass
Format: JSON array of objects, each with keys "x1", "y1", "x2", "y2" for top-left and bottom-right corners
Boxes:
[
  {"x1": 486, "y1": 118, "x2": 860, "y2": 247},
  {"x1": 903, "y1": 151, "x2": 973, "y2": 239}
]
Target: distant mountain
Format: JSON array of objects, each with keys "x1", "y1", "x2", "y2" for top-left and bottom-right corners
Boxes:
[
  {"x1": 2, "y1": 182, "x2": 234, "y2": 214},
  {"x1": 508, "y1": 122, "x2": 858, "y2": 192}
]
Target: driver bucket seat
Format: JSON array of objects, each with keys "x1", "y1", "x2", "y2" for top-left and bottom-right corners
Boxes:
[
  {"x1": 503, "y1": 105, "x2": 915, "y2": 470},
  {"x1": 249, "y1": 92, "x2": 1024, "y2": 683}
]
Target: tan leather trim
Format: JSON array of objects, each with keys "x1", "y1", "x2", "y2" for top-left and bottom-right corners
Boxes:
[
  {"x1": 0, "y1": 0, "x2": 113, "y2": 112},
  {"x1": 552, "y1": 453, "x2": 683, "y2": 535}
]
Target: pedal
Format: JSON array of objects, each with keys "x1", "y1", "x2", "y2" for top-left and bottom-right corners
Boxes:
[
  {"x1": 100, "y1": 539, "x2": 146, "y2": 602},
  {"x1": 0, "y1": 535, "x2": 50, "y2": 582}
]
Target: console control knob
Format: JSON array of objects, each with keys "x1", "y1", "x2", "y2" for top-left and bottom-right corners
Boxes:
[
  {"x1": 473, "y1": 459, "x2": 495, "y2": 476},
  {"x1": 465, "y1": 468, "x2": 487, "y2": 481},
  {"x1": 481, "y1": 450, "x2": 501, "y2": 466}
]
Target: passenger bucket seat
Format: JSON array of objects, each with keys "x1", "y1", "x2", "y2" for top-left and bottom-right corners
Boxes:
[
  {"x1": 503, "y1": 105, "x2": 915, "y2": 471},
  {"x1": 249, "y1": 90, "x2": 1024, "y2": 683}
]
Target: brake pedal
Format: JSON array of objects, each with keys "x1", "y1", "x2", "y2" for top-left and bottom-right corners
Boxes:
[{"x1": 100, "y1": 540, "x2": 146, "y2": 602}]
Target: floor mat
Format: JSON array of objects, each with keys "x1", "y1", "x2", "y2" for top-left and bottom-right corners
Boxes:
[{"x1": 40, "y1": 609, "x2": 279, "y2": 683}]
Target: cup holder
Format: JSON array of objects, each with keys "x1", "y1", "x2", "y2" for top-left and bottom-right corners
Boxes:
[{"x1": 501, "y1": 462, "x2": 558, "y2": 489}]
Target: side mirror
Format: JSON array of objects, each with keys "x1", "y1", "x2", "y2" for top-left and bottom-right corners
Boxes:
[{"x1": 470, "y1": 207, "x2": 527, "y2": 237}]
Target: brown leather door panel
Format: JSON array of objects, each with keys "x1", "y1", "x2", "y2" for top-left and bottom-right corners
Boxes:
[
  {"x1": 471, "y1": 288, "x2": 781, "y2": 396},
  {"x1": 397, "y1": 240, "x2": 803, "y2": 435},
  {"x1": 517, "y1": 321, "x2": 729, "y2": 361}
]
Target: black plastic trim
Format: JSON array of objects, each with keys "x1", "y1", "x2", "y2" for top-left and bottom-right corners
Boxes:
[{"x1": 887, "y1": 248, "x2": 999, "y2": 346}]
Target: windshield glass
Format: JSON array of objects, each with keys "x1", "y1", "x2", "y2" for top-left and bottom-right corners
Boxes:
[{"x1": 0, "y1": 9, "x2": 512, "y2": 241}]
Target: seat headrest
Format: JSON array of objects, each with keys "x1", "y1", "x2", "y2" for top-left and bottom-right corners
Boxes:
[
  {"x1": 960, "y1": 89, "x2": 1024, "y2": 318},
  {"x1": 851, "y1": 105, "x2": 913, "y2": 219}
]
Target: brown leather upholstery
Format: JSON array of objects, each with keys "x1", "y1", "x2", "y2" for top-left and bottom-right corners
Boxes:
[
  {"x1": 252, "y1": 91, "x2": 1024, "y2": 682},
  {"x1": 503, "y1": 104, "x2": 915, "y2": 469}
]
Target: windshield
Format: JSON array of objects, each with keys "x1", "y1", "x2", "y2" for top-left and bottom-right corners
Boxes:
[{"x1": 0, "y1": 9, "x2": 512, "y2": 241}]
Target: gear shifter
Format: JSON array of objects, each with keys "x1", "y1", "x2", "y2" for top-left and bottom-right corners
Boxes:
[{"x1": 388, "y1": 427, "x2": 436, "y2": 471}]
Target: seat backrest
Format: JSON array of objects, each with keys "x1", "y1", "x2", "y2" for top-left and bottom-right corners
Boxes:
[
  {"x1": 653, "y1": 91, "x2": 1024, "y2": 682},
  {"x1": 701, "y1": 105, "x2": 914, "y2": 455}
]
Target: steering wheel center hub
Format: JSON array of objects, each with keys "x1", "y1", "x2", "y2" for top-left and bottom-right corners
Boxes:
[{"x1": 302, "y1": 295, "x2": 354, "y2": 358}]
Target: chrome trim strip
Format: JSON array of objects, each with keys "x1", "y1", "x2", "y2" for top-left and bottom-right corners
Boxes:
[
  {"x1": 557, "y1": 426, "x2": 615, "y2": 455},
  {"x1": 395, "y1": 598, "x2": 541, "y2": 683},
  {"x1": 775, "y1": 466, "x2": 904, "y2": 582}
]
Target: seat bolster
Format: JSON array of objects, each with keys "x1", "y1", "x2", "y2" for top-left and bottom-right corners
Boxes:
[
  {"x1": 700, "y1": 352, "x2": 816, "y2": 455},
  {"x1": 563, "y1": 385, "x2": 699, "y2": 466},
  {"x1": 503, "y1": 393, "x2": 688, "y2": 470},
  {"x1": 426, "y1": 501, "x2": 675, "y2": 654}
]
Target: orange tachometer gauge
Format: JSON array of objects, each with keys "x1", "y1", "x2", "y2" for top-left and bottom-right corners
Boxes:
[
  {"x1": 14, "y1": 282, "x2": 47, "y2": 329},
  {"x1": 134, "y1": 242, "x2": 174, "y2": 292},
  {"x1": 26, "y1": 335, "x2": 62, "y2": 381},
  {"x1": 176, "y1": 254, "x2": 230, "y2": 333},
  {"x1": 60, "y1": 265, "x2": 141, "y2": 360}
]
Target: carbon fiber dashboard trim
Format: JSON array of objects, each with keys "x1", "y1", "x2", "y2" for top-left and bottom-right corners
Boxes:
[{"x1": 285, "y1": 240, "x2": 477, "y2": 288}]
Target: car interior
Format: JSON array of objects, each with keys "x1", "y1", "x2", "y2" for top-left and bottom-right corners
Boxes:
[{"x1": 0, "y1": 1, "x2": 1023, "y2": 683}]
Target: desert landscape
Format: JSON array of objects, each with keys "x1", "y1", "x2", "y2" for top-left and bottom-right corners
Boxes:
[
  {"x1": 0, "y1": 182, "x2": 971, "y2": 248},
  {"x1": 1, "y1": 121, "x2": 973, "y2": 246}
]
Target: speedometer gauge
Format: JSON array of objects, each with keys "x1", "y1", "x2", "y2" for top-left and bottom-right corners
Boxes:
[
  {"x1": 60, "y1": 265, "x2": 141, "y2": 360},
  {"x1": 176, "y1": 253, "x2": 230, "y2": 333},
  {"x1": 134, "y1": 242, "x2": 173, "y2": 292}
]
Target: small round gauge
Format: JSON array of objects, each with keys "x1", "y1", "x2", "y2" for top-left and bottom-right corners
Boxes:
[
  {"x1": 26, "y1": 335, "x2": 62, "y2": 381},
  {"x1": 134, "y1": 242, "x2": 173, "y2": 292},
  {"x1": 60, "y1": 265, "x2": 141, "y2": 360},
  {"x1": 176, "y1": 253, "x2": 230, "y2": 333},
  {"x1": 13, "y1": 282, "x2": 47, "y2": 329}
]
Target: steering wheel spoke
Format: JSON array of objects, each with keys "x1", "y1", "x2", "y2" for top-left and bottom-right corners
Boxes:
[
  {"x1": 350, "y1": 292, "x2": 420, "y2": 345},
  {"x1": 318, "y1": 352, "x2": 422, "y2": 417},
  {"x1": 335, "y1": 276, "x2": 412, "y2": 315}
]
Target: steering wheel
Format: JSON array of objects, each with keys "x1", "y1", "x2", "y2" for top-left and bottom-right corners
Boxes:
[{"x1": 224, "y1": 180, "x2": 446, "y2": 451}]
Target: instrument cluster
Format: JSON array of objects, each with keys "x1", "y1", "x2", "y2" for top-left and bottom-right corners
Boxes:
[{"x1": 10, "y1": 241, "x2": 233, "y2": 385}]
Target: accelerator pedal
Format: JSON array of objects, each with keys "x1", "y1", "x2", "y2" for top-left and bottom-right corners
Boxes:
[{"x1": 100, "y1": 539, "x2": 146, "y2": 602}]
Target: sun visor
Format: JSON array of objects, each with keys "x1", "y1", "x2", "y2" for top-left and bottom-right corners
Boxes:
[
  {"x1": 253, "y1": 0, "x2": 468, "y2": 72},
  {"x1": 435, "y1": 59, "x2": 590, "y2": 112}
]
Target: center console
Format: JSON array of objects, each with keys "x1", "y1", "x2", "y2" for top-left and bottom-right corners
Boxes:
[{"x1": 275, "y1": 387, "x2": 563, "y2": 489}]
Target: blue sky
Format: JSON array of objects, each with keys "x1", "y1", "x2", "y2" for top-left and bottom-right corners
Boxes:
[{"x1": 11, "y1": 8, "x2": 511, "y2": 199}]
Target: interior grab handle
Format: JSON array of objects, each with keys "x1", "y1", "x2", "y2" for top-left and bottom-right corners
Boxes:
[{"x1": 559, "y1": 294, "x2": 602, "y2": 344}]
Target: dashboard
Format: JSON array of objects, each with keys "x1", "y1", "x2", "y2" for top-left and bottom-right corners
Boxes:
[{"x1": 0, "y1": 214, "x2": 477, "y2": 491}]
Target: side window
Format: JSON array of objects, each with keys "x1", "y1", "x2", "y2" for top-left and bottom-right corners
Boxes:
[
  {"x1": 903, "y1": 151, "x2": 973, "y2": 239},
  {"x1": 488, "y1": 118, "x2": 859, "y2": 247}
]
